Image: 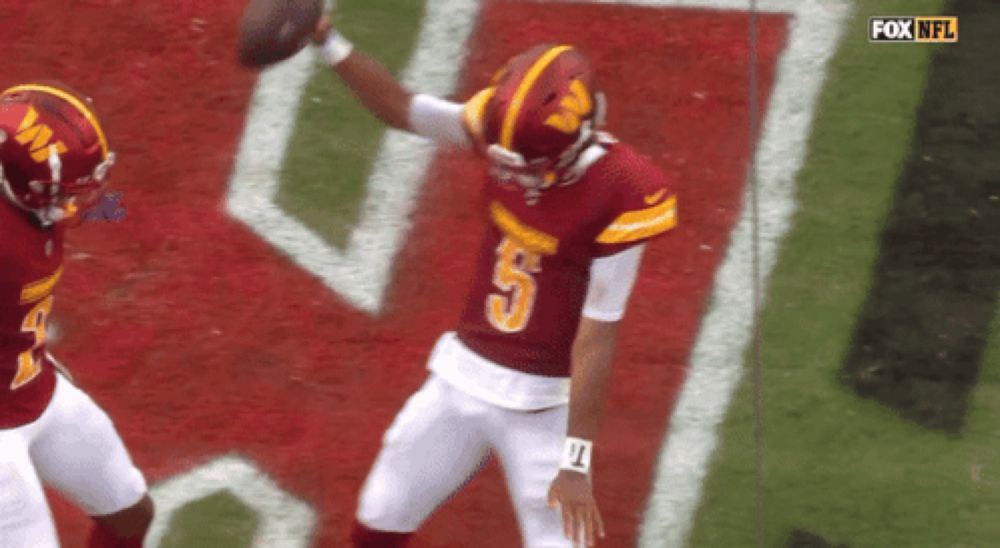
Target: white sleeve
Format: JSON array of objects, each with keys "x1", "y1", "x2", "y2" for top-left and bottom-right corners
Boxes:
[
  {"x1": 407, "y1": 94, "x2": 473, "y2": 148},
  {"x1": 582, "y1": 245, "x2": 645, "y2": 322}
]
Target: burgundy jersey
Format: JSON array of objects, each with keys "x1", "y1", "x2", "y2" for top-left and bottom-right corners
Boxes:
[
  {"x1": 456, "y1": 140, "x2": 676, "y2": 377},
  {"x1": 0, "y1": 199, "x2": 62, "y2": 428}
]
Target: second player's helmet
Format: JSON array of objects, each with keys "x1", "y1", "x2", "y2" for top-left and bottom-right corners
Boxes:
[
  {"x1": 465, "y1": 44, "x2": 607, "y2": 195},
  {"x1": 0, "y1": 83, "x2": 115, "y2": 225}
]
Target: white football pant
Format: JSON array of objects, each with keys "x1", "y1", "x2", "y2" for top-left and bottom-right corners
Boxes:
[
  {"x1": 0, "y1": 373, "x2": 148, "y2": 548},
  {"x1": 356, "y1": 373, "x2": 574, "y2": 548}
]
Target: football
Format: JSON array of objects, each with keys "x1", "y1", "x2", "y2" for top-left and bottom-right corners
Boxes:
[{"x1": 237, "y1": 0, "x2": 325, "y2": 68}]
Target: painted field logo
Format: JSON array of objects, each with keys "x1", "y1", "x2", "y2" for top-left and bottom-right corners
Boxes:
[{"x1": 869, "y1": 16, "x2": 958, "y2": 43}]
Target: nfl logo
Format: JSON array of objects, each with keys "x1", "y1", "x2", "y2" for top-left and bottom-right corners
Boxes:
[{"x1": 869, "y1": 16, "x2": 959, "y2": 43}]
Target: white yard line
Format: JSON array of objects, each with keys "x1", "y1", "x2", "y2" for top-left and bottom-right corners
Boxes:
[{"x1": 218, "y1": 1, "x2": 850, "y2": 547}]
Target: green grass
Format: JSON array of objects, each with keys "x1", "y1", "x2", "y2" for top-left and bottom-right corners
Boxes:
[
  {"x1": 159, "y1": 491, "x2": 258, "y2": 548},
  {"x1": 277, "y1": 0, "x2": 427, "y2": 247},
  {"x1": 688, "y1": 1, "x2": 1000, "y2": 546}
]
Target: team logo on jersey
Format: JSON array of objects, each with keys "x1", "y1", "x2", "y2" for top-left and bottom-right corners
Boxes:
[
  {"x1": 544, "y1": 80, "x2": 593, "y2": 134},
  {"x1": 869, "y1": 16, "x2": 958, "y2": 43},
  {"x1": 15, "y1": 105, "x2": 69, "y2": 163}
]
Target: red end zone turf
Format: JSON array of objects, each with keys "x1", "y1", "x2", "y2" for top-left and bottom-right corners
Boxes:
[{"x1": 0, "y1": 0, "x2": 786, "y2": 546}]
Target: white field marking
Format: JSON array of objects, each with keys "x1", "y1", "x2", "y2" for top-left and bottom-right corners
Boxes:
[
  {"x1": 146, "y1": 455, "x2": 316, "y2": 547},
  {"x1": 224, "y1": 1, "x2": 849, "y2": 547},
  {"x1": 634, "y1": 1, "x2": 852, "y2": 547},
  {"x1": 225, "y1": 0, "x2": 480, "y2": 314}
]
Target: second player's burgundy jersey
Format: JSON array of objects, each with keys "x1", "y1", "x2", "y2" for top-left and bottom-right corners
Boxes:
[
  {"x1": 0, "y1": 198, "x2": 62, "y2": 429},
  {"x1": 456, "y1": 140, "x2": 677, "y2": 378}
]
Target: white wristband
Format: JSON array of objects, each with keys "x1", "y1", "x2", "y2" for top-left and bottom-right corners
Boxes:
[
  {"x1": 321, "y1": 31, "x2": 354, "y2": 66},
  {"x1": 560, "y1": 437, "x2": 593, "y2": 474}
]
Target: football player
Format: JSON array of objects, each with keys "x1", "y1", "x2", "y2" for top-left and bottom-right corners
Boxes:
[
  {"x1": 0, "y1": 83, "x2": 153, "y2": 547},
  {"x1": 311, "y1": 14, "x2": 676, "y2": 548}
]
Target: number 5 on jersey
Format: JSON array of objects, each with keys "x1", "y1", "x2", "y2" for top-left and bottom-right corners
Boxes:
[{"x1": 487, "y1": 237, "x2": 542, "y2": 333}]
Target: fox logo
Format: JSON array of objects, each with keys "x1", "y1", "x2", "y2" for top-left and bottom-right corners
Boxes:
[
  {"x1": 869, "y1": 16, "x2": 958, "y2": 43},
  {"x1": 545, "y1": 80, "x2": 593, "y2": 134},
  {"x1": 15, "y1": 105, "x2": 68, "y2": 163}
]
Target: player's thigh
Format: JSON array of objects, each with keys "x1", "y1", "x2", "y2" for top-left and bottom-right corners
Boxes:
[
  {"x1": 492, "y1": 404, "x2": 572, "y2": 548},
  {"x1": 0, "y1": 428, "x2": 58, "y2": 548},
  {"x1": 28, "y1": 374, "x2": 147, "y2": 517},
  {"x1": 357, "y1": 374, "x2": 490, "y2": 532}
]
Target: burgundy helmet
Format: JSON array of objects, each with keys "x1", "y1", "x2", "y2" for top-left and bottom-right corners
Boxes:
[
  {"x1": 0, "y1": 83, "x2": 114, "y2": 224},
  {"x1": 464, "y1": 44, "x2": 607, "y2": 194}
]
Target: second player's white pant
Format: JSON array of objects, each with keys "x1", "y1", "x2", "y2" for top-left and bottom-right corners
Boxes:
[
  {"x1": 0, "y1": 373, "x2": 148, "y2": 548},
  {"x1": 356, "y1": 373, "x2": 573, "y2": 548}
]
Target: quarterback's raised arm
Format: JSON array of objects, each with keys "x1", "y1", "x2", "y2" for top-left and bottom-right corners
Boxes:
[{"x1": 311, "y1": 16, "x2": 471, "y2": 147}]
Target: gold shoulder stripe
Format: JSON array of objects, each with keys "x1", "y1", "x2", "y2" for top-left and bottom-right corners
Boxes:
[
  {"x1": 596, "y1": 196, "x2": 677, "y2": 244},
  {"x1": 490, "y1": 202, "x2": 559, "y2": 255},
  {"x1": 20, "y1": 265, "x2": 64, "y2": 305}
]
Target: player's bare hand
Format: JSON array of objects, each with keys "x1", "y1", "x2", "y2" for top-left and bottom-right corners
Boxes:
[
  {"x1": 547, "y1": 470, "x2": 606, "y2": 546},
  {"x1": 311, "y1": 15, "x2": 333, "y2": 45}
]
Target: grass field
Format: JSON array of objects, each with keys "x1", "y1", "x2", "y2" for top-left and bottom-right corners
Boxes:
[
  {"x1": 689, "y1": 0, "x2": 1000, "y2": 546},
  {"x1": 160, "y1": 492, "x2": 257, "y2": 548}
]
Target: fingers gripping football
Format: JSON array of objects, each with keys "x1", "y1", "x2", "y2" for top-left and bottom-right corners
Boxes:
[{"x1": 237, "y1": 0, "x2": 325, "y2": 68}]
